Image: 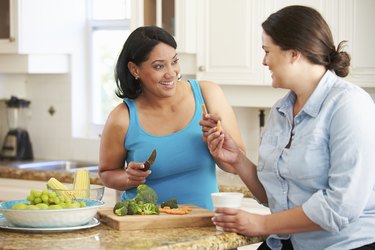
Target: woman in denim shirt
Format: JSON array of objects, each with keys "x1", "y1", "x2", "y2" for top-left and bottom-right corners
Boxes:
[{"x1": 201, "y1": 5, "x2": 375, "y2": 250}]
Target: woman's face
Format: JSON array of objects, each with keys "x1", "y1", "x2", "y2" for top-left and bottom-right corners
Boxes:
[
  {"x1": 137, "y1": 42, "x2": 180, "y2": 97},
  {"x1": 262, "y1": 31, "x2": 293, "y2": 89}
]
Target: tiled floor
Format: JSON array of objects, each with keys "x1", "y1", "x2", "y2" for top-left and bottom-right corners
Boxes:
[{"x1": 237, "y1": 198, "x2": 270, "y2": 250}]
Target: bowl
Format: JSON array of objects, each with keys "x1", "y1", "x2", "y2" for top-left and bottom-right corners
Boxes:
[
  {"x1": 50, "y1": 184, "x2": 105, "y2": 201},
  {"x1": 0, "y1": 199, "x2": 104, "y2": 228}
]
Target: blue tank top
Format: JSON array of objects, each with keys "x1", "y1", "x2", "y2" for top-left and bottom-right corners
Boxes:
[{"x1": 121, "y1": 80, "x2": 218, "y2": 210}]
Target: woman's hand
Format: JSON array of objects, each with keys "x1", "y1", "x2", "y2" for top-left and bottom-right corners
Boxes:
[
  {"x1": 212, "y1": 208, "x2": 267, "y2": 237},
  {"x1": 124, "y1": 161, "x2": 151, "y2": 188},
  {"x1": 205, "y1": 123, "x2": 241, "y2": 165},
  {"x1": 199, "y1": 113, "x2": 220, "y2": 143}
]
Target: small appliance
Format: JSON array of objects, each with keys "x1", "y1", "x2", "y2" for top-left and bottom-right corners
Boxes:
[{"x1": 1, "y1": 96, "x2": 33, "y2": 160}]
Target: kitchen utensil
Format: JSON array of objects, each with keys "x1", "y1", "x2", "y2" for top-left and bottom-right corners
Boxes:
[
  {"x1": 97, "y1": 204, "x2": 214, "y2": 231},
  {"x1": 1, "y1": 96, "x2": 33, "y2": 160},
  {"x1": 143, "y1": 149, "x2": 156, "y2": 171}
]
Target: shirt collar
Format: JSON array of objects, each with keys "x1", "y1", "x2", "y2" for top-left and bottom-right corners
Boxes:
[{"x1": 276, "y1": 70, "x2": 337, "y2": 118}]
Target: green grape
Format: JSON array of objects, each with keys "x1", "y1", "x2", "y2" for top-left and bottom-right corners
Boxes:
[
  {"x1": 31, "y1": 189, "x2": 41, "y2": 198},
  {"x1": 53, "y1": 197, "x2": 61, "y2": 205},
  {"x1": 48, "y1": 204, "x2": 63, "y2": 210},
  {"x1": 36, "y1": 203, "x2": 49, "y2": 209},
  {"x1": 26, "y1": 194, "x2": 34, "y2": 202},
  {"x1": 18, "y1": 188, "x2": 90, "y2": 210},
  {"x1": 42, "y1": 189, "x2": 49, "y2": 196},
  {"x1": 27, "y1": 205, "x2": 39, "y2": 210},
  {"x1": 60, "y1": 203, "x2": 68, "y2": 209},
  {"x1": 34, "y1": 197, "x2": 42, "y2": 204},
  {"x1": 12, "y1": 203, "x2": 28, "y2": 210},
  {"x1": 68, "y1": 202, "x2": 80, "y2": 209},
  {"x1": 41, "y1": 194, "x2": 49, "y2": 202},
  {"x1": 48, "y1": 191, "x2": 56, "y2": 198}
]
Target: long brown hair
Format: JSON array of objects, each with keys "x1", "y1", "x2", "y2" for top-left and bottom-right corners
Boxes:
[{"x1": 262, "y1": 5, "x2": 350, "y2": 77}]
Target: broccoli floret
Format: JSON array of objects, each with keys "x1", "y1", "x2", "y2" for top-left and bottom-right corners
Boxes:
[
  {"x1": 113, "y1": 201, "x2": 129, "y2": 216},
  {"x1": 114, "y1": 205, "x2": 128, "y2": 216},
  {"x1": 112, "y1": 184, "x2": 159, "y2": 216},
  {"x1": 126, "y1": 200, "x2": 141, "y2": 215},
  {"x1": 161, "y1": 198, "x2": 178, "y2": 209},
  {"x1": 140, "y1": 202, "x2": 160, "y2": 215},
  {"x1": 134, "y1": 184, "x2": 158, "y2": 205}
]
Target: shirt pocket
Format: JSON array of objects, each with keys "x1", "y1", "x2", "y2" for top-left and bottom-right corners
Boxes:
[
  {"x1": 258, "y1": 134, "x2": 279, "y2": 171},
  {"x1": 286, "y1": 133, "x2": 329, "y2": 180}
]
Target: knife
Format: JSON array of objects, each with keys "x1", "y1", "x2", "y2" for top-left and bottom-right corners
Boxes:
[{"x1": 143, "y1": 149, "x2": 157, "y2": 171}]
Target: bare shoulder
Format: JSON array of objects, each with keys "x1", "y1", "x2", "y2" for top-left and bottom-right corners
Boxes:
[
  {"x1": 198, "y1": 80, "x2": 225, "y2": 100},
  {"x1": 104, "y1": 102, "x2": 129, "y2": 130}
]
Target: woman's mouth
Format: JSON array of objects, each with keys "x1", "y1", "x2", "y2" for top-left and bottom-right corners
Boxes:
[{"x1": 160, "y1": 81, "x2": 174, "y2": 86}]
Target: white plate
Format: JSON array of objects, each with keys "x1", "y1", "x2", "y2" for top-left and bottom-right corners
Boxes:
[{"x1": 0, "y1": 214, "x2": 100, "y2": 233}]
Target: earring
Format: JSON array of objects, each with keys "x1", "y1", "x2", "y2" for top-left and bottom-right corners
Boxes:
[
  {"x1": 134, "y1": 75, "x2": 139, "y2": 80},
  {"x1": 177, "y1": 74, "x2": 182, "y2": 81}
]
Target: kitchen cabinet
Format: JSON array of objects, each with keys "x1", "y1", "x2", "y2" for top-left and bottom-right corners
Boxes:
[
  {"x1": 196, "y1": 0, "x2": 266, "y2": 86},
  {"x1": 196, "y1": 0, "x2": 375, "y2": 87},
  {"x1": 131, "y1": 0, "x2": 197, "y2": 53},
  {"x1": 0, "y1": 0, "x2": 78, "y2": 54},
  {"x1": 0, "y1": 0, "x2": 79, "y2": 73}
]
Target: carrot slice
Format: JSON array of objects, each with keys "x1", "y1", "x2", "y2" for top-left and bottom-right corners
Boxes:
[
  {"x1": 202, "y1": 104, "x2": 208, "y2": 116},
  {"x1": 217, "y1": 120, "x2": 222, "y2": 132}
]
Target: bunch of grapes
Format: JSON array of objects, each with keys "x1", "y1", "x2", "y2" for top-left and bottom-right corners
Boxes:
[{"x1": 12, "y1": 189, "x2": 87, "y2": 210}]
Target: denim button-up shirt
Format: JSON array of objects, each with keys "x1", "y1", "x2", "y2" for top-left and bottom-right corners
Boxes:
[{"x1": 258, "y1": 70, "x2": 375, "y2": 250}]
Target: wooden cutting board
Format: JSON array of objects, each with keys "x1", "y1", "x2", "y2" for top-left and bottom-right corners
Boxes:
[{"x1": 97, "y1": 205, "x2": 215, "y2": 231}]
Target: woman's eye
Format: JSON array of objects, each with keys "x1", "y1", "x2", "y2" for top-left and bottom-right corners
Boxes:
[
  {"x1": 154, "y1": 64, "x2": 163, "y2": 70},
  {"x1": 172, "y1": 58, "x2": 179, "y2": 65}
]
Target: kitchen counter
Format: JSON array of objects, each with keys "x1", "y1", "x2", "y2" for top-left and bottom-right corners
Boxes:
[
  {"x1": 0, "y1": 221, "x2": 264, "y2": 250},
  {"x1": 0, "y1": 163, "x2": 264, "y2": 249},
  {"x1": 0, "y1": 164, "x2": 254, "y2": 197}
]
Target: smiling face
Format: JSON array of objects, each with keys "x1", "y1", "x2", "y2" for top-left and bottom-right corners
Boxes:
[
  {"x1": 262, "y1": 31, "x2": 294, "y2": 89},
  {"x1": 129, "y1": 42, "x2": 180, "y2": 98}
]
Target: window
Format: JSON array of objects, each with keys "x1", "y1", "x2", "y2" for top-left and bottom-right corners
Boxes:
[{"x1": 88, "y1": 0, "x2": 131, "y2": 125}]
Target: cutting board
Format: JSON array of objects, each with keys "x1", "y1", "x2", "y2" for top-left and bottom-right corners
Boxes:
[{"x1": 97, "y1": 205, "x2": 215, "y2": 231}]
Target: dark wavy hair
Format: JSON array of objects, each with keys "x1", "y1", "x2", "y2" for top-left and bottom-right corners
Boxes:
[
  {"x1": 114, "y1": 26, "x2": 177, "y2": 99},
  {"x1": 262, "y1": 5, "x2": 350, "y2": 77}
]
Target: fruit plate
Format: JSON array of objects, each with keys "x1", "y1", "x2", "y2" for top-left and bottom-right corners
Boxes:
[
  {"x1": 0, "y1": 215, "x2": 100, "y2": 233},
  {"x1": 0, "y1": 199, "x2": 104, "y2": 228}
]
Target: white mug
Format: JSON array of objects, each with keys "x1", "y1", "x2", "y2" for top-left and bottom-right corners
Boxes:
[{"x1": 211, "y1": 192, "x2": 244, "y2": 231}]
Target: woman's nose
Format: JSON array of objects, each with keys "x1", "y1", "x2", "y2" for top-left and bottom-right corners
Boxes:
[{"x1": 262, "y1": 56, "x2": 267, "y2": 66}]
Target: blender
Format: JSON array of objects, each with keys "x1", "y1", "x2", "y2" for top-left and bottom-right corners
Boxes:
[{"x1": 1, "y1": 96, "x2": 33, "y2": 160}]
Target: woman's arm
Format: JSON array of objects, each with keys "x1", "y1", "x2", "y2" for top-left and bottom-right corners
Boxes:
[
  {"x1": 99, "y1": 103, "x2": 149, "y2": 191},
  {"x1": 199, "y1": 80, "x2": 245, "y2": 173},
  {"x1": 213, "y1": 206, "x2": 321, "y2": 236}
]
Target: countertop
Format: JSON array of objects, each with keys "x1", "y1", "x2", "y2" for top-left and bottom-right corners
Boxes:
[
  {"x1": 0, "y1": 222, "x2": 264, "y2": 250},
  {"x1": 0, "y1": 163, "x2": 254, "y2": 197},
  {"x1": 0, "y1": 162, "x2": 264, "y2": 249}
]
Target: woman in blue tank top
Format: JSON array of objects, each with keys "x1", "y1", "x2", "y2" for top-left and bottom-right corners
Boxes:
[{"x1": 98, "y1": 26, "x2": 244, "y2": 210}]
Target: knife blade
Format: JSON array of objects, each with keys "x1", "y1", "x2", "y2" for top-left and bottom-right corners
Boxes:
[{"x1": 143, "y1": 149, "x2": 157, "y2": 171}]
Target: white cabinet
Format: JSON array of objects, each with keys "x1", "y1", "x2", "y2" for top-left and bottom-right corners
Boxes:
[
  {"x1": 196, "y1": 0, "x2": 375, "y2": 87},
  {"x1": 0, "y1": 0, "x2": 80, "y2": 54},
  {"x1": 196, "y1": 0, "x2": 266, "y2": 86},
  {"x1": 131, "y1": 0, "x2": 197, "y2": 54}
]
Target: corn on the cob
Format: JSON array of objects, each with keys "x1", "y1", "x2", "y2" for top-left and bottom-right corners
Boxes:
[
  {"x1": 47, "y1": 177, "x2": 76, "y2": 199},
  {"x1": 73, "y1": 169, "x2": 90, "y2": 198}
]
